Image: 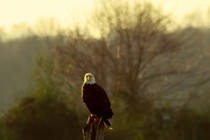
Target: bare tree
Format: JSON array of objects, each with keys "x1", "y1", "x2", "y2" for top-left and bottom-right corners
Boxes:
[{"x1": 53, "y1": 0, "x2": 193, "y2": 116}]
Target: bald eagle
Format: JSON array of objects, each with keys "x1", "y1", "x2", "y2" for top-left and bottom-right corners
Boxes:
[{"x1": 81, "y1": 73, "x2": 114, "y2": 127}]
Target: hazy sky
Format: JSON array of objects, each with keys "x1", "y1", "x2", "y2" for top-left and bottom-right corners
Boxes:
[
  {"x1": 0, "y1": 0, "x2": 209, "y2": 29},
  {"x1": 0, "y1": 0, "x2": 94, "y2": 28}
]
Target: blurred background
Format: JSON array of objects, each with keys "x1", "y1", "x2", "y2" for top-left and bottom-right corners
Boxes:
[{"x1": 0, "y1": 0, "x2": 210, "y2": 139}]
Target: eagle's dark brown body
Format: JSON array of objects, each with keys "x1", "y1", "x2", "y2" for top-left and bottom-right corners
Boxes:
[{"x1": 82, "y1": 83, "x2": 114, "y2": 126}]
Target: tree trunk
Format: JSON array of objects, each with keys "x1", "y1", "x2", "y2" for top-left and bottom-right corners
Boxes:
[{"x1": 81, "y1": 115, "x2": 105, "y2": 140}]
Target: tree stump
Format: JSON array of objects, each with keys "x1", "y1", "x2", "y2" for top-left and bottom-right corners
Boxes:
[{"x1": 81, "y1": 115, "x2": 105, "y2": 140}]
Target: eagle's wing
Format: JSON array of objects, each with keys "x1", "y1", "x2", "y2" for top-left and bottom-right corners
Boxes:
[
  {"x1": 95, "y1": 84, "x2": 111, "y2": 107},
  {"x1": 95, "y1": 84, "x2": 113, "y2": 119}
]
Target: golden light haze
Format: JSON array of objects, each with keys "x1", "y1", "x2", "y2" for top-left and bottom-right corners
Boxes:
[
  {"x1": 0, "y1": 0, "x2": 94, "y2": 29},
  {"x1": 0, "y1": 0, "x2": 210, "y2": 30},
  {"x1": 150, "y1": 0, "x2": 210, "y2": 26}
]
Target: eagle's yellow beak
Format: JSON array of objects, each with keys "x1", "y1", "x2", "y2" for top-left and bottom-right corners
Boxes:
[
  {"x1": 86, "y1": 75, "x2": 92, "y2": 81},
  {"x1": 87, "y1": 77, "x2": 90, "y2": 81}
]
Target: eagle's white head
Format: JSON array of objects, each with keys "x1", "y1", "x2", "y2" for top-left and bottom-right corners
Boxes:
[{"x1": 84, "y1": 73, "x2": 96, "y2": 84}]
